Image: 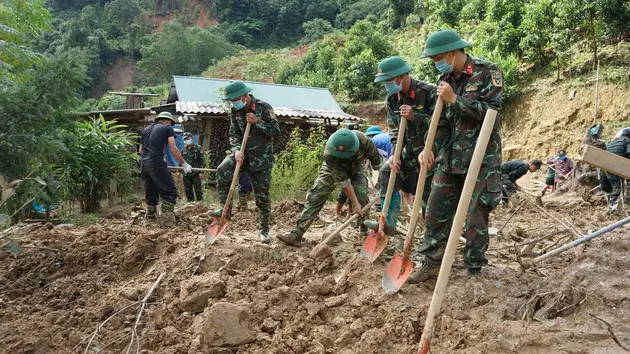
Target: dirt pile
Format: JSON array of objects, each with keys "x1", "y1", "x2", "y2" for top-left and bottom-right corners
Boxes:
[{"x1": 1, "y1": 182, "x2": 630, "y2": 353}]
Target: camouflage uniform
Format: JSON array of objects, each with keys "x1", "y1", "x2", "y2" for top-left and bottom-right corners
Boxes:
[
  {"x1": 604, "y1": 137, "x2": 630, "y2": 211},
  {"x1": 215, "y1": 96, "x2": 280, "y2": 234},
  {"x1": 291, "y1": 131, "x2": 382, "y2": 238},
  {"x1": 422, "y1": 54, "x2": 504, "y2": 269},
  {"x1": 182, "y1": 140, "x2": 205, "y2": 202},
  {"x1": 380, "y1": 79, "x2": 439, "y2": 216}
]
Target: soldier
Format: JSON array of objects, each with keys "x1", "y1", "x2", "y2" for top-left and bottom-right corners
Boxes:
[
  {"x1": 139, "y1": 112, "x2": 192, "y2": 226},
  {"x1": 365, "y1": 56, "x2": 438, "y2": 236},
  {"x1": 602, "y1": 128, "x2": 630, "y2": 213},
  {"x1": 208, "y1": 81, "x2": 280, "y2": 243},
  {"x1": 181, "y1": 132, "x2": 205, "y2": 202},
  {"x1": 278, "y1": 129, "x2": 383, "y2": 247},
  {"x1": 413, "y1": 29, "x2": 504, "y2": 282},
  {"x1": 500, "y1": 159, "x2": 541, "y2": 205}
]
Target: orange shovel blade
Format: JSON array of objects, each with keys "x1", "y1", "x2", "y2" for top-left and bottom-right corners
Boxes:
[
  {"x1": 382, "y1": 252, "x2": 414, "y2": 294},
  {"x1": 205, "y1": 217, "x2": 229, "y2": 244},
  {"x1": 360, "y1": 230, "x2": 389, "y2": 262}
]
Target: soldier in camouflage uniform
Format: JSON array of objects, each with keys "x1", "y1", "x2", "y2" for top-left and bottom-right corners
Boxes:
[
  {"x1": 277, "y1": 129, "x2": 383, "y2": 247},
  {"x1": 603, "y1": 128, "x2": 630, "y2": 213},
  {"x1": 364, "y1": 56, "x2": 439, "y2": 236},
  {"x1": 208, "y1": 81, "x2": 280, "y2": 243},
  {"x1": 181, "y1": 132, "x2": 205, "y2": 202},
  {"x1": 411, "y1": 29, "x2": 504, "y2": 282}
]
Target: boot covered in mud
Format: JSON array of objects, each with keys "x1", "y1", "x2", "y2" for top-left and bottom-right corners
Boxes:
[
  {"x1": 146, "y1": 204, "x2": 157, "y2": 220},
  {"x1": 159, "y1": 201, "x2": 176, "y2": 227},
  {"x1": 407, "y1": 257, "x2": 440, "y2": 284},
  {"x1": 259, "y1": 231, "x2": 270, "y2": 244},
  {"x1": 277, "y1": 229, "x2": 303, "y2": 247},
  {"x1": 208, "y1": 207, "x2": 232, "y2": 220},
  {"x1": 363, "y1": 193, "x2": 401, "y2": 237},
  {"x1": 608, "y1": 195, "x2": 619, "y2": 215},
  {"x1": 237, "y1": 192, "x2": 250, "y2": 212}
]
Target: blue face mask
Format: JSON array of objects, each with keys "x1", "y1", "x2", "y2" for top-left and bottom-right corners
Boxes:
[
  {"x1": 434, "y1": 52, "x2": 454, "y2": 74},
  {"x1": 184, "y1": 139, "x2": 193, "y2": 146},
  {"x1": 558, "y1": 155, "x2": 566, "y2": 161},
  {"x1": 232, "y1": 97, "x2": 245, "y2": 110},
  {"x1": 384, "y1": 78, "x2": 402, "y2": 95}
]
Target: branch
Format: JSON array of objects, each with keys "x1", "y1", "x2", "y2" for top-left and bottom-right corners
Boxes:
[{"x1": 125, "y1": 272, "x2": 166, "y2": 354}]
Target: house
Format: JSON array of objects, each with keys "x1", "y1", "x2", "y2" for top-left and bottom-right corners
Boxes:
[{"x1": 82, "y1": 77, "x2": 362, "y2": 170}]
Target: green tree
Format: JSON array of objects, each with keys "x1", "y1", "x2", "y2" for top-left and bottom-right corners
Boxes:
[
  {"x1": 301, "y1": 19, "x2": 334, "y2": 44},
  {"x1": 518, "y1": 0, "x2": 555, "y2": 64},
  {"x1": 388, "y1": 0, "x2": 414, "y2": 28},
  {"x1": 243, "y1": 52, "x2": 284, "y2": 82},
  {"x1": 554, "y1": 0, "x2": 603, "y2": 68},
  {"x1": 138, "y1": 21, "x2": 237, "y2": 83},
  {"x1": 62, "y1": 117, "x2": 137, "y2": 213}
]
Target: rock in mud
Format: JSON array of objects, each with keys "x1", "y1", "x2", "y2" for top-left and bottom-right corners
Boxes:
[
  {"x1": 261, "y1": 317, "x2": 280, "y2": 333},
  {"x1": 201, "y1": 302, "x2": 254, "y2": 347},
  {"x1": 180, "y1": 274, "x2": 226, "y2": 313},
  {"x1": 119, "y1": 287, "x2": 141, "y2": 301},
  {"x1": 325, "y1": 294, "x2": 347, "y2": 308}
]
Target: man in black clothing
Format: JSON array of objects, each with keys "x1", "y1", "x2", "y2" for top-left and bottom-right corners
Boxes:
[
  {"x1": 139, "y1": 111, "x2": 192, "y2": 226},
  {"x1": 602, "y1": 128, "x2": 630, "y2": 214},
  {"x1": 500, "y1": 159, "x2": 542, "y2": 205}
]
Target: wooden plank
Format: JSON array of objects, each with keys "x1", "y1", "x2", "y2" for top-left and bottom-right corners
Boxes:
[{"x1": 580, "y1": 145, "x2": 630, "y2": 180}]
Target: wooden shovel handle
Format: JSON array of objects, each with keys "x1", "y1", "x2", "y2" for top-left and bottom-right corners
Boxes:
[
  {"x1": 401, "y1": 98, "x2": 444, "y2": 260},
  {"x1": 310, "y1": 198, "x2": 378, "y2": 258},
  {"x1": 417, "y1": 109, "x2": 498, "y2": 353},
  {"x1": 221, "y1": 122, "x2": 252, "y2": 218},
  {"x1": 379, "y1": 117, "x2": 407, "y2": 233}
]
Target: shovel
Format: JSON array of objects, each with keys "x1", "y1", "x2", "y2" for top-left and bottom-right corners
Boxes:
[
  {"x1": 360, "y1": 117, "x2": 408, "y2": 262},
  {"x1": 310, "y1": 198, "x2": 378, "y2": 259},
  {"x1": 206, "y1": 122, "x2": 252, "y2": 244},
  {"x1": 382, "y1": 98, "x2": 444, "y2": 294},
  {"x1": 418, "y1": 108, "x2": 498, "y2": 354},
  {"x1": 168, "y1": 167, "x2": 217, "y2": 173}
]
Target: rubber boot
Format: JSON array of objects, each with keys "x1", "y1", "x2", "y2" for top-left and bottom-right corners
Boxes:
[
  {"x1": 146, "y1": 205, "x2": 157, "y2": 220},
  {"x1": 608, "y1": 195, "x2": 619, "y2": 215},
  {"x1": 277, "y1": 230, "x2": 303, "y2": 247},
  {"x1": 237, "y1": 193, "x2": 249, "y2": 212},
  {"x1": 363, "y1": 193, "x2": 400, "y2": 236},
  {"x1": 407, "y1": 258, "x2": 440, "y2": 284},
  {"x1": 208, "y1": 207, "x2": 232, "y2": 220},
  {"x1": 160, "y1": 201, "x2": 176, "y2": 227}
]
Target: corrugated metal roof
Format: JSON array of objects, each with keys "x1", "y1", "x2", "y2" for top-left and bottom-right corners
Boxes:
[
  {"x1": 175, "y1": 101, "x2": 359, "y2": 121},
  {"x1": 168, "y1": 76, "x2": 343, "y2": 111}
]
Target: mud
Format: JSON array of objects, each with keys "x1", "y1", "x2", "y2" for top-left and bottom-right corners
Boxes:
[{"x1": 1, "y1": 175, "x2": 630, "y2": 353}]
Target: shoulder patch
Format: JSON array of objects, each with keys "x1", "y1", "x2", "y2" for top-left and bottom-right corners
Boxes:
[
  {"x1": 491, "y1": 71, "x2": 503, "y2": 88},
  {"x1": 465, "y1": 83, "x2": 477, "y2": 92}
]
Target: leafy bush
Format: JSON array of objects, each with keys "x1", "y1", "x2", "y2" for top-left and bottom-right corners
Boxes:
[
  {"x1": 301, "y1": 19, "x2": 334, "y2": 44},
  {"x1": 61, "y1": 116, "x2": 138, "y2": 213},
  {"x1": 271, "y1": 126, "x2": 327, "y2": 201}
]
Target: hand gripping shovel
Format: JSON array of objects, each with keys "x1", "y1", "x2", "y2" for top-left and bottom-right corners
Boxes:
[
  {"x1": 360, "y1": 117, "x2": 408, "y2": 262},
  {"x1": 206, "y1": 122, "x2": 252, "y2": 244},
  {"x1": 418, "y1": 108, "x2": 498, "y2": 354},
  {"x1": 310, "y1": 198, "x2": 378, "y2": 259},
  {"x1": 382, "y1": 98, "x2": 444, "y2": 294}
]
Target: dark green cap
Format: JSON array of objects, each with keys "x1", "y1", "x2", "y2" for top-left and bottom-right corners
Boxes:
[
  {"x1": 155, "y1": 111, "x2": 175, "y2": 124},
  {"x1": 223, "y1": 80, "x2": 252, "y2": 100},
  {"x1": 374, "y1": 56, "x2": 414, "y2": 83},
  {"x1": 182, "y1": 132, "x2": 193, "y2": 138},
  {"x1": 421, "y1": 29, "x2": 471, "y2": 58},
  {"x1": 326, "y1": 128, "x2": 360, "y2": 159}
]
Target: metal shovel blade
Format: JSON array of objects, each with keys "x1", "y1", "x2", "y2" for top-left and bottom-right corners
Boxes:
[
  {"x1": 205, "y1": 217, "x2": 228, "y2": 244},
  {"x1": 360, "y1": 230, "x2": 389, "y2": 262},
  {"x1": 382, "y1": 252, "x2": 414, "y2": 294}
]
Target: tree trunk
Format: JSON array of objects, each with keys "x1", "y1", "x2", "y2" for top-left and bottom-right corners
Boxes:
[{"x1": 556, "y1": 56, "x2": 560, "y2": 81}]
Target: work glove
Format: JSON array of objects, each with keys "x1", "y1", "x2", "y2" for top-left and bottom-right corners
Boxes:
[{"x1": 181, "y1": 162, "x2": 192, "y2": 174}]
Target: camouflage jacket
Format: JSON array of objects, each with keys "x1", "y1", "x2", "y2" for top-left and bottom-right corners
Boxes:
[
  {"x1": 386, "y1": 78, "x2": 441, "y2": 173},
  {"x1": 182, "y1": 143, "x2": 205, "y2": 174},
  {"x1": 321, "y1": 131, "x2": 383, "y2": 188},
  {"x1": 432, "y1": 55, "x2": 503, "y2": 175},
  {"x1": 229, "y1": 96, "x2": 281, "y2": 171}
]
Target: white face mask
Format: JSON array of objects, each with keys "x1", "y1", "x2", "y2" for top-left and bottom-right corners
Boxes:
[{"x1": 184, "y1": 139, "x2": 193, "y2": 145}]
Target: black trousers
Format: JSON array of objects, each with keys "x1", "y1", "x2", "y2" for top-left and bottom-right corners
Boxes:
[{"x1": 141, "y1": 161, "x2": 178, "y2": 205}]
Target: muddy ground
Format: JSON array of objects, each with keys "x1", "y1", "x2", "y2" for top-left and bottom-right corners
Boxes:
[{"x1": 1, "y1": 175, "x2": 630, "y2": 354}]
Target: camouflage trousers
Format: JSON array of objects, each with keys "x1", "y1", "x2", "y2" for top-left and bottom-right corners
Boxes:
[
  {"x1": 421, "y1": 168, "x2": 502, "y2": 269},
  {"x1": 605, "y1": 171, "x2": 624, "y2": 204},
  {"x1": 294, "y1": 167, "x2": 369, "y2": 236},
  {"x1": 216, "y1": 156, "x2": 271, "y2": 233},
  {"x1": 183, "y1": 174, "x2": 203, "y2": 202}
]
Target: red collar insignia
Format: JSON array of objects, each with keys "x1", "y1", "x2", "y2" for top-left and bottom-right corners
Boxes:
[
  {"x1": 409, "y1": 89, "x2": 416, "y2": 100},
  {"x1": 465, "y1": 63, "x2": 473, "y2": 75}
]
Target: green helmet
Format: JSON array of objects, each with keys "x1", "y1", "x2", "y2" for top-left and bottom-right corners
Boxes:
[
  {"x1": 421, "y1": 29, "x2": 471, "y2": 58},
  {"x1": 155, "y1": 111, "x2": 176, "y2": 124},
  {"x1": 182, "y1": 132, "x2": 193, "y2": 139},
  {"x1": 374, "y1": 56, "x2": 414, "y2": 83},
  {"x1": 326, "y1": 128, "x2": 360, "y2": 159},
  {"x1": 223, "y1": 80, "x2": 252, "y2": 100}
]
